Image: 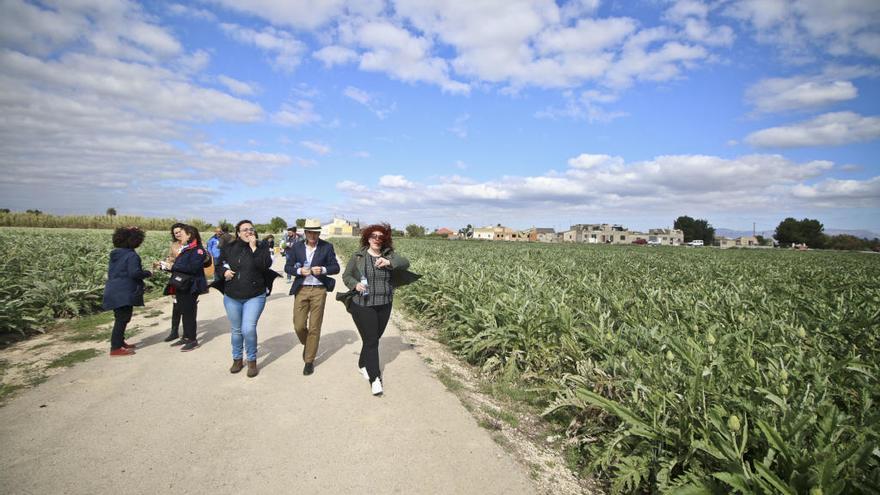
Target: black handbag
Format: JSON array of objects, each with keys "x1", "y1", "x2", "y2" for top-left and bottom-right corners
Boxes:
[{"x1": 169, "y1": 271, "x2": 194, "y2": 291}]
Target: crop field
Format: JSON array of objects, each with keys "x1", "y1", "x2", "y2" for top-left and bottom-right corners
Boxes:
[
  {"x1": 0, "y1": 227, "x2": 171, "y2": 339},
  {"x1": 337, "y1": 238, "x2": 879, "y2": 493}
]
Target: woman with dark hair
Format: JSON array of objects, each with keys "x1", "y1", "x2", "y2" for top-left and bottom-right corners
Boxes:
[
  {"x1": 164, "y1": 224, "x2": 209, "y2": 352},
  {"x1": 103, "y1": 227, "x2": 151, "y2": 356},
  {"x1": 217, "y1": 220, "x2": 275, "y2": 377},
  {"x1": 154, "y1": 222, "x2": 186, "y2": 342},
  {"x1": 342, "y1": 223, "x2": 417, "y2": 396}
]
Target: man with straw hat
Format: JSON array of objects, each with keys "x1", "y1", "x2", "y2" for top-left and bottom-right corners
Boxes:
[{"x1": 284, "y1": 219, "x2": 340, "y2": 375}]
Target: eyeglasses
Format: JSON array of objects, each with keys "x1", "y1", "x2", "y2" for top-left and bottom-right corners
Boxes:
[
  {"x1": 240, "y1": 228, "x2": 255, "y2": 233},
  {"x1": 369, "y1": 233, "x2": 384, "y2": 240}
]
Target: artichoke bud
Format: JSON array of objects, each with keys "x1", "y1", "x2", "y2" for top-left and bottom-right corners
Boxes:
[
  {"x1": 665, "y1": 350, "x2": 675, "y2": 361},
  {"x1": 727, "y1": 415, "x2": 741, "y2": 432},
  {"x1": 797, "y1": 326, "x2": 807, "y2": 339}
]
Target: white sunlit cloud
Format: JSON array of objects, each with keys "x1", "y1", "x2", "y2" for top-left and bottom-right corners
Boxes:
[
  {"x1": 301, "y1": 140, "x2": 331, "y2": 155},
  {"x1": 745, "y1": 75, "x2": 858, "y2": 113},
  {"x1": 0, "y1": 0, "x2": 305, "y2": 218},
  {"x1": 745, "y1": 111, "x2": 880, "y2": 148},
  {"x1": 332, "y1": 153, "x2": 872, "y2": 222},
  {"x1": 219, "y1": 23, "x2": 306, "y2": 72},
  {"x1": 217, "y1": 75, "x2": 258, "y2": 95},
  {"x1": 273, "y1": 100, "x2": 321, "y2": 127},
  {"x1": 343, "y1": 86, "x2": 395, "y2": 119},
  {"x1": 723, "y1": 0, "x2": 880, "y2": 61}
]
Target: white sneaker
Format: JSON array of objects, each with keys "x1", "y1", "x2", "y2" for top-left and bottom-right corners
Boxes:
[
  {"x1": 359, "y1": 367, "x2": 369, "y2": 381},
  {"x1": 371, "y1": 378, "x2": 383, "y2": 396}
]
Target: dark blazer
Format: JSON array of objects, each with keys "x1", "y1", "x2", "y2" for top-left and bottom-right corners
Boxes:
[
  {"x1": 284, "y1": 239, "x2": 340, "y2": 295},
  {"x1": 102, "y1": 248, "x2": 151, "y2": 310},
  {"x1": 165, "y1": 242, "x2": 209, "y2": 295}
]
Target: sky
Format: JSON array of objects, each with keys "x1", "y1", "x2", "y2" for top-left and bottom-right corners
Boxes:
[{"x1": 0, "y1": 0, "x2": 878, "y2": 234}]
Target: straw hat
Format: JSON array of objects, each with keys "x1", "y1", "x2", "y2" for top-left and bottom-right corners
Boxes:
[{"x1": 302, "y1": 219, "x2": 322, "y2": 232}]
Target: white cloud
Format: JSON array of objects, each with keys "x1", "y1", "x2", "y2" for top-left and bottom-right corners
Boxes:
[
  {"x1": 210, "y1": 0, "x2": 347, "y2": 29},
  {"x1": 273, "y1": 100, "x2": 321, "y2": 127},
  {"x1": 313, "y1": 45, "x2": 358, "y2": 66},
  {"x1": 342, "y1": 85, "x2": 394, "y2": 119},
  {"x1": 568, "y1": 154, "x2": 624, "y2": 169},
  {"x1": 746, "y1": 76, "x2": 858, "y2": 113},
  {"x1": 217, "y1": 75, "x2": 258, "y2": 96},
  {"x1": 745, "y1": 112, "x2": 880, "y2": 147},
  {"x1": 378, "y1": 175, "x2": 415, "y2": 189},
  {"x1": 331, "y1": 152, "x2": 861, "y2": 225},
  {"x1": 724, "y1": 0, "x2": 880, "y2": 60},
  {"x1": 448, "y1": 114, "x2": 470, "y2": 139},
  {"x1": 301, "y1": 140, "x2": 331, "y2": 155},
  {"x1": 220, "y1": 23, "x2": 305, "y2": 72},
  {"x1": 791, "y1": 177, "x2": 880, "y2": 207},
  {"x1": 167, "y1": 4, "x2": 217, "y2": 21}
]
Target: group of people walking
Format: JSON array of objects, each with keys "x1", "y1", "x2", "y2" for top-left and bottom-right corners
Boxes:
[{"x1": 101, "y1": 220, "x2": 416, "y2": 396}]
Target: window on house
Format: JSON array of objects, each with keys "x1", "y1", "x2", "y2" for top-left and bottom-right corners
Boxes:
[
  {"x1": 620, "y1": 235, "x2": 626, "y2": 241},
  {"x1": 334, "y1": 228, "x2": 342, "y2": 235}
]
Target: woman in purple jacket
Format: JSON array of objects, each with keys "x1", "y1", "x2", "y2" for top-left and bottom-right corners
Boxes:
[{"x1": 102, "y1": 227, "x2": 152, "y2": 357}]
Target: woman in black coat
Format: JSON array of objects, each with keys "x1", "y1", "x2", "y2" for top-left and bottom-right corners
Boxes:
[
  {"x1": 218, "y1": 219, "x2": 275, "y2": 377},
  {"x1": 165, "y1": 225, "x2": 209, "y2": 352},
  {"x1": 102, "y1": 227, "x2": 151, "y2": 356}
]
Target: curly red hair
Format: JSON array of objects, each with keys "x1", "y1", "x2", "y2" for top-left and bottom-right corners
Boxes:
[{"x1": 359, "y1": 223, "x2": 393, "y2": 250}]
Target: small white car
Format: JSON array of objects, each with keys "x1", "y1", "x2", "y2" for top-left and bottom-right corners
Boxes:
[{"x1": 688, "y1": 240, "x2": 704, "y2": 247}]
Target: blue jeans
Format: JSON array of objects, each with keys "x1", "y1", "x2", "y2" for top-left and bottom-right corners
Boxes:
[{"x1": 223, "y1": 294, "x2": 266, "y2": 362}]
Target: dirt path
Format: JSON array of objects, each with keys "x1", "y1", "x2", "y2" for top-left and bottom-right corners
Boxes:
[{"x1": 0, "y1": 258, "x2": 537, "y2": 494}]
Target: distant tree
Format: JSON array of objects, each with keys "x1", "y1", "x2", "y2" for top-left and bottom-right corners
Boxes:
[
  {"x1": 774, "y1": 217, "x2": 825, "y2": 248},
  {"x1": 268, "y1": 216, "x2": 287, "y2": 232},
  {"x1": 295, "y1": 218, "x2": 306, "y2": 227},
  {"x1": 458, "y1": 224, "x2": 474, "y2": 238},
  {"x1": 674, "y1": 215, "x2": 715, "y2": 245},
  {"x1": 106, "y1": 207, "x2": 117, "y2": 216},
  {"x1": 217, "y1": 219, "x2": 233, "y2": 232},
  {"x1": 0, "y1": 208, "x2": 10, "y2": 214},
  {"x1": 391, "y1": 228, "x2": 405, "y2": 238},
  {"x1": 825, "y1": 234, "x2": 866, "y2": 251},
  {"x1": 25, "y1": 209, "x2": 43, "y2": 215},
  {"x1": 405, "y1": 224, "x2": 426, "y2": 237}
]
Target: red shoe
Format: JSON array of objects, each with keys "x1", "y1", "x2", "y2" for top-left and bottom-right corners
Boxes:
[
  {"x1": 122, "y1": 341, "x2": 137, "y2": 349},
  {"x1": 110, "y1": 348, "x2": 135, "y2": 357}
]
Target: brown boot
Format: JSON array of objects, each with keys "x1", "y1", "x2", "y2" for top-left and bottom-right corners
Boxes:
[
  {"x1": 230, "y1": 359, "x2": 243, "y2": 374},
  {"x1": 246, "y1": 360, "x2": 258, "y2": 378}
]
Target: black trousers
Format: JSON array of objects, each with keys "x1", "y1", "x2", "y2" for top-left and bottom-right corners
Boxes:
[
  {"x1": 348, "y1": 302, "x2": 392, "y2": 383},
  {"x1": 171, "y1": 301, "x2": 181, "y2": 334},
  {"x1": 176, "y1": 293, "x2": 199, "y2": 341},
  {"x1": 111, "y1": 306, "x2": 133, "y2": 350}
]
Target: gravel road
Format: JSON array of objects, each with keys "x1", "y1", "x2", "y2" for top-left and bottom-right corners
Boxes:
[{"x1": 0, "y1": 257, "x2": 536, "y2": 494}]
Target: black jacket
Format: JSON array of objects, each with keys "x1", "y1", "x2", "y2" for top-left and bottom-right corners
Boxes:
[{"x1": 218, "y1": 240, "x2": 273, "y2": 299}]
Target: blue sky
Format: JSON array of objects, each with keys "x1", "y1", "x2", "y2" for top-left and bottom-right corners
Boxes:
[{"x1": 1, "y1": 0, "x2": 878, "y2": 233}]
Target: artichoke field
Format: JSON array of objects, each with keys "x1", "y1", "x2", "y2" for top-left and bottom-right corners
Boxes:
[
  {"x1": 0, "y1": 227, "x2": 170, "y2": 337},
  {"x1": 336, "y1": 238, "x2": 879, "y2": 494}
]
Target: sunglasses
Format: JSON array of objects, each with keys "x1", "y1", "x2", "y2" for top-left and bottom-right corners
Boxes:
[
  {"x1": 240, "y1": 228, "x2": 255, "y2": 233},
  {"x1": 369, "y1": 233, "x2": 384, "y2": 240}
]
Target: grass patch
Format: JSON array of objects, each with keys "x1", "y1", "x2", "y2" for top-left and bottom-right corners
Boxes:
[
  {"x1": 480, "y1": 379, "x2": 544, "y2": 407},
  {"x1": 0, "y1": 383, "x2": 23, "y2": 404},
  {"x1": 47, "y1": 348, "x2": 101, "y2": 368},
  {"x1": 436, "y1": 367, "x2": 464, "y2": 393},
  {"x1": 485, "y1": 405, "x2": 520, "y2": 428},
  {"x1": 28, "y1": 342, "x2": 54, "y2": 351},
  {"x1": 142, "y1": 309, "x2": 163, "y2": 319},
  {"x1": 478, "y1": 416, "x2": 503, "y2": 431},
  {"x1": 59, "y1": 312, "x2": 114, "y2": 343}
]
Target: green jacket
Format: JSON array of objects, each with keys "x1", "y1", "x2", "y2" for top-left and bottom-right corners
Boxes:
[{"x1": 341, "y1": 246, "x2": 419, "y2": 291}]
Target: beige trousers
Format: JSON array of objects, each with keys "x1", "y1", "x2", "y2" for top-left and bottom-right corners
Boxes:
[{"x1": 293, "y1": 286, "x2": 327, "y2": 363}]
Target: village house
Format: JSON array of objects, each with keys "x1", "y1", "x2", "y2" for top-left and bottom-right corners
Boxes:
[
  {"x1": 647, "y1": 228, "x2": 684, "y2": 246},
  {"x1": 321, "y1": 217, "x2": 360, "y2": 237},
  {"x1": 433, "y1": 227, "x2": 455, "y2": 237},
  {"x1": 715, "y1": 235, "x2": 760, "y2": 249},
  {"x1": 528, "y1": 227, "x2": 556, "y2": 242}
]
